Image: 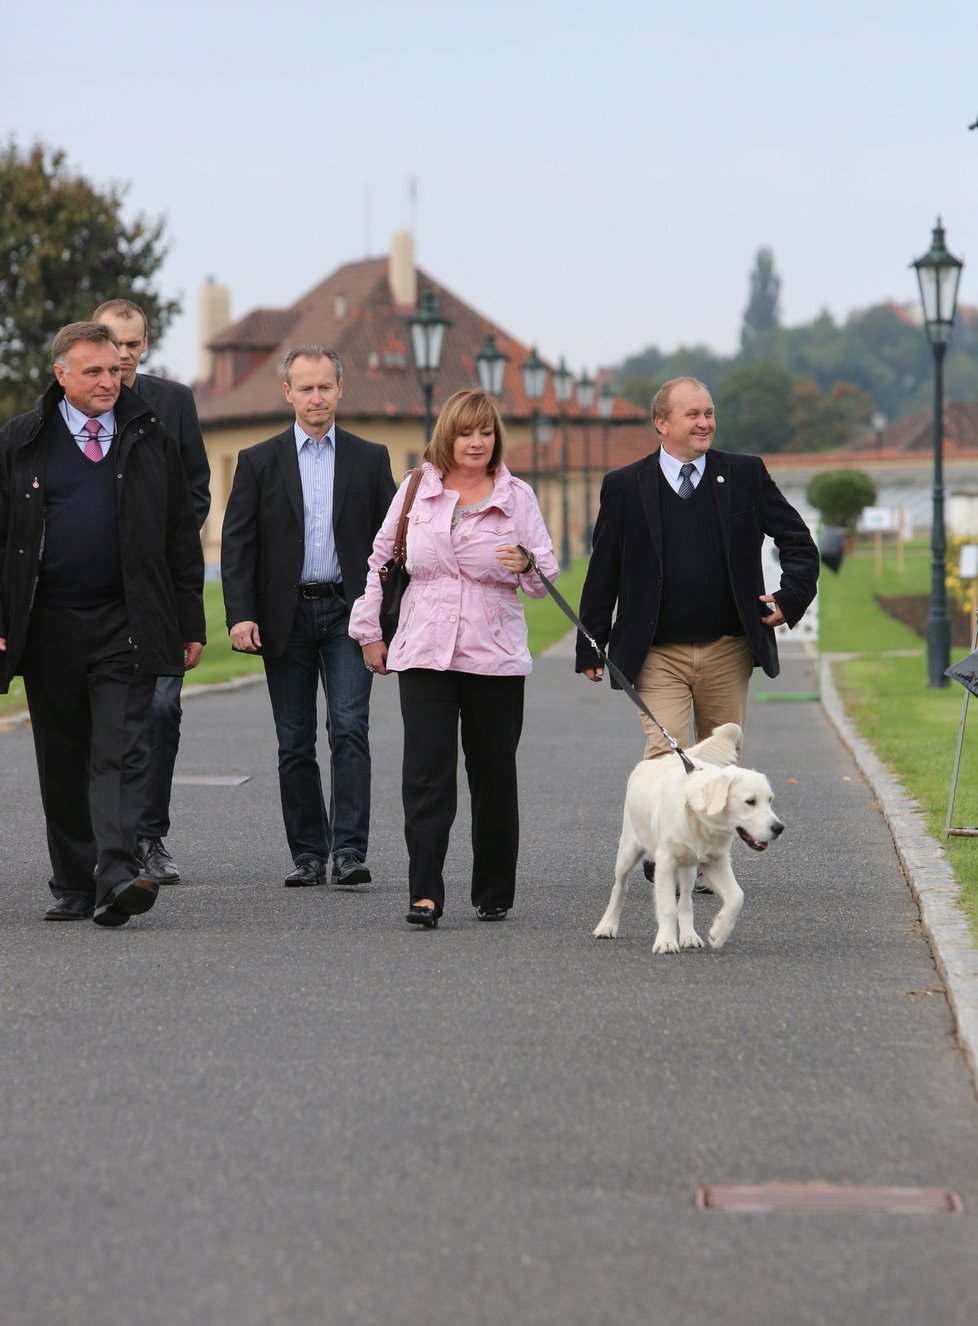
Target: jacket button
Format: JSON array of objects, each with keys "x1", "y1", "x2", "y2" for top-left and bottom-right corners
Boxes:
[{"x1": 449, "y1": 615, "x2": 457, "y2": 622}]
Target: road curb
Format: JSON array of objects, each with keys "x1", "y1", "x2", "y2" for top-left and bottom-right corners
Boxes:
[{"x1": 821, "y1": 655, "x2": 978, "y2": 1098}]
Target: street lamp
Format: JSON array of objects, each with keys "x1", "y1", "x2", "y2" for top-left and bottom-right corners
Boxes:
[
  {"x1": 475, "y1": 331, "x2": 509, "y2": 398},
  {"x1": 577, "y1": 369, "x2": 596, "y2": 551},
  {"x1": 912, "y1": 218, "x2": 964, "y2": 688},
  {"x1": 553, "y1": 356, "x2": 575, "y2": 569},
  {"x1": 598, "y1": 381, "x2": 615, "y2": 474},
  {"x1": 408, "y1": 285, "x2": 451, "y2": 443},
  {"x1": 521, "y1": 345, "x2": 549, "y2": 495}
]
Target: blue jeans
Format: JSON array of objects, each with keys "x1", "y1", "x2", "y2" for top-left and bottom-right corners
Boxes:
[
  {"x1": 262, "y1": 596, "x2": 373, "y2": 863},
  {"x1": 138, "y1": 673, "x2": 183, "y2": 838}
]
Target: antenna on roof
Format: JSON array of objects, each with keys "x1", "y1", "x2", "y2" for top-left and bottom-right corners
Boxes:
[{"x1": 364, "y1": 184, "x2": 372, "y2": 256}]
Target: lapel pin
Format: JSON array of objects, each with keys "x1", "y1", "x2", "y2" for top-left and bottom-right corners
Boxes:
[{"x1": 717, "y1": 475, "x2": 725, "y2": 484}]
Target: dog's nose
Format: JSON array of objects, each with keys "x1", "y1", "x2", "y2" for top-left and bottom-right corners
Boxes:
[{"x1": 771, "y1": 820, "x2": 785, "y2": 837}]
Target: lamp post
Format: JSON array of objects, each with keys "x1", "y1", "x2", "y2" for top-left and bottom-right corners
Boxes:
[
  {"x1": 598, "y1": 381, "x2": 614, "y2": 475},
  {"x1": 408, "y1": 286, "x2": 451, "y2": 443},
  {"x1": 912, "y1": 218, "x2": 964, "y2": 688},
  {"x1": 475, "y1": 331, "x2": 509, "y2": 398},
  {"x1": 577, "y1": 369, "x2": 596, "y2": 551},
  {"x1": 521, "y1": 345, "x2": 549, "y2": 495},
  {"x1": 553, "y1": 356, "x2": 575, "y2": 568}
]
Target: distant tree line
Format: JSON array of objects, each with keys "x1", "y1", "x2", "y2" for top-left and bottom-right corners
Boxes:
[{"x1": 614, "y1": 248, "x2": 978, "y2": 454}]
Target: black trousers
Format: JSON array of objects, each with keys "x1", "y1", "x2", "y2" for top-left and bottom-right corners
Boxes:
[
  {"x1": 22, "y1": 598, "x2": 156, "y2": 905},
  {"x1": 398, "y1": 669, "x2": 525, "y2": 910}
]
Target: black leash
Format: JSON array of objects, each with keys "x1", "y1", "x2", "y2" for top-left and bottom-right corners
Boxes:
[{"x1": 516, "y1": 546, "x2": 695, "y2": 775}]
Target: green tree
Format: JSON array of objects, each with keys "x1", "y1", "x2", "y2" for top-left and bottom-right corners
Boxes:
[
  {"x1": 740, "y1": 247, "x2": 781, "y2": 347},
  {"x1": 0, "y1": 140, "x2": 178, "y2": 419},
  {"x1": 806, "y1": 469, "x2": 877, "y2": 530},
  {"x1": 714, "y1": 362, "x2": 795, "y2": 453}
]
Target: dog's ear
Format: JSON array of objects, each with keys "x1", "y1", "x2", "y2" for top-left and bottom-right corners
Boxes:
[{"x1": 687, "y1": 768, "x2": 734, "y2": 817}]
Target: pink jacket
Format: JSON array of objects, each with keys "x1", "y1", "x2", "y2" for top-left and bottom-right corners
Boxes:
[{"x1": 349, "y1": 462, "x2": 558, "y2": 676}]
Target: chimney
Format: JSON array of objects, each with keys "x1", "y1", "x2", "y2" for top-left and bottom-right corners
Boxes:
[
  {"x1": 198, "y1": 277, "x2": 231, "y2": 380},
  {"x1": 388, "y1": 231, "x2": 417, "y2": 309}
]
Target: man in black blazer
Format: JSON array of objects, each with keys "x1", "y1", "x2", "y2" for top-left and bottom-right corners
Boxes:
[
  {"x1": 577, "y1": 377, "x2": 818, "y2": 762},
  {"x1": 221, "y1": 345, "x2": 396, "y2": 888},
  {"x1": 94, "y1": 300, "x2": 211, "y2": 887}
]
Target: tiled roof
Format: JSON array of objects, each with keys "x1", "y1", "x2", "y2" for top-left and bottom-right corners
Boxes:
[
  {"x1": 195, "y1": 257, "x2": 647, "y2": 429},
  {"x1": 848, "y1": 402, "x2": 978, "y2": 458}
]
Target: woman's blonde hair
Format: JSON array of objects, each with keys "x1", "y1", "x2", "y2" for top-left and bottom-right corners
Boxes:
[{"x1": 424, "y1": 389, "x2": 505, "y2": 474}]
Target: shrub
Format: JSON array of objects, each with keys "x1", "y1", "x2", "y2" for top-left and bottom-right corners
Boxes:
[{"x1": 806, "y1": 468, "x2": 877, "y2": 531}]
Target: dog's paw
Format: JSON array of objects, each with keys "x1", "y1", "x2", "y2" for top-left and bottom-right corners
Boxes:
[
  {"x1": 593, "y1": 920, "x2": 619, "y2": 939},
  {"x1": 652, "y1": 932, "x2": 680, "y2": 954},
  {"x1": 680, "y1": 929, "x2": 704, "y2": 950},
  {"x1": 708, "y1": 918, "x2": 733, "y2": 949}
]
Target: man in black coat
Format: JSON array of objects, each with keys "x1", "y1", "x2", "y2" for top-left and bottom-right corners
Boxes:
[
  {"x1": 221, "y1": 345, "x2": 396, "y2": 888},
  {"x1": 577, "y1": 377, "x2": 818, "y2": 762},
  {"x1": 94, "y1": 299, "x2": 210, "y2": 886},
  {"x1": 0, "y1": 322, "x2": 205, "y2": 926}
]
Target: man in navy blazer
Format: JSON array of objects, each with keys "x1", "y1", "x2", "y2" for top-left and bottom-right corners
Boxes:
[
  {"x1": 94, "y1": 300, "x2": 211, "y2": 887},
  {"x1": 577, "y1": 377, "x2": 818, "y2": 762},
  {"x1": 221, "y1": 345, "x2": 396, "y2": 889}
]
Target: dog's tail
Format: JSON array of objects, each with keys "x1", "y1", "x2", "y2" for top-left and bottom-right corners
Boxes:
[{"x1": 687, "y1": 722, "x2": 742, "y2": 767}]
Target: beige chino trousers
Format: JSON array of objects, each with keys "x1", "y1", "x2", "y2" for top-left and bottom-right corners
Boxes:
[{"x1": 634, "y1": 635, "x2": 755, "y2": 760}]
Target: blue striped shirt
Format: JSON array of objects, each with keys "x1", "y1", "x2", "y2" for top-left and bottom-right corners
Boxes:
[{"x1": 295, "y1": 423, "x2": 341, "y2": 584}]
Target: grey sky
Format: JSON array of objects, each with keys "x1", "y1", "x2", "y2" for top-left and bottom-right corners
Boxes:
[{"x1": 2, "y1": 0, "x2": 976, "y2": 384}]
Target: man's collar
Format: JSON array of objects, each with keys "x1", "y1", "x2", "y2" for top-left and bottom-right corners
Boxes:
[
  {"x1": 658, "y1": 447, "x2": 706, "y2": 485},
  {"x1": 294, "y1": 421, "x2": 336, "y2": 451},
  {"x1": 59, "y1": 397, "x2": 116, "y2": 436}
]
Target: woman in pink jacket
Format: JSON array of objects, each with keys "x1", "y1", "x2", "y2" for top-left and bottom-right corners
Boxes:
[{"x1": 349, "y1": 389, "x2": 558, "y2": 929}]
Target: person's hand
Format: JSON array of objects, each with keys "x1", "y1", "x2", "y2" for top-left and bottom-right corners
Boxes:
[
  {"x1": 758, "y1": 594, "x2": 785, "y2": 627},
  {"x1": 230, "y1": 620, "x2": 262, "y2": 652},
  {"x1": 496, "y1": 543, "x2": 532, "y2": 574},
  {"x1": 582, "y1": 667, "x2": 604, "y2": 683},
  {"x1": 184, "y1": 642, "x2": 204, "y2": 671},
  {"x1": 0, "y1": 637, "x2": 6, "y2": 652},
  {"x1": 362, "y1": 640, "x2": 391, "y2": 676}
]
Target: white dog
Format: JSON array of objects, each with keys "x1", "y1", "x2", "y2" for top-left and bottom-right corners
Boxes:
[{"x1": 593, "y1": 723, "x2": 783, "y2": 953}]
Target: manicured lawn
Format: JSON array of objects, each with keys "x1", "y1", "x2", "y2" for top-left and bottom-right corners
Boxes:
[{"x1": 821, "y1": 541, "x2": 978, "y2": 939}]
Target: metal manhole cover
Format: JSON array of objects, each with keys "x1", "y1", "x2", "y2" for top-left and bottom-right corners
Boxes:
[
  {"x1": 172, "y1": 774, "x2": 251, "y2": 786},
  {"x1": 696, "y1": 1184, "x2": 963, "y2": 1214}
]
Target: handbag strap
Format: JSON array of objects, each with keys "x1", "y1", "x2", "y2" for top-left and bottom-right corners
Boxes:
[{"x1": 391, "y1": 468, "x2": 424, "y2": 565}]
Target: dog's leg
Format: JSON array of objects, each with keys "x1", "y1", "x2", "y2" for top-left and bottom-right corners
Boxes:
[
  {"x1": 676, "y1": 865, "x2": 703, "y2": 949},
  {"x1": 704, "y1": 862, "x2": 744, "y2": 949},
  {"x1": 651, "y1": 856, "x2": 681, "y2": 954},
  {"x1": 594, "y1": 821, "x2": 644, "y2": 939}
]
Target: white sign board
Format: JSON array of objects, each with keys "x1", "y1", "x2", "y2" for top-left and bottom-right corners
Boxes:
[
  {"x1": 861, "y1": 506, "x2": 895, "y2": 532},
  {"x1": 959, "y1": 544, "x2": 978, "y2": 580},
  {"x1": 762, "y1": 525, "x2": 819, "y2": 645}
]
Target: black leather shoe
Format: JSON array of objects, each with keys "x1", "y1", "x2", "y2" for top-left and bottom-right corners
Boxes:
[
  {"x1": 475, "y1": 906, "x2": 508, "y2": 921},
  {"x1": 331, "y1": 853, "x2": 371, "y2": 888},
  {"x1": 284, "y1": 857, "x2": 327, "y2": 887},
  {"x1": 642, "y1": 859, "x2": 655, "y2": 882},
  {"x1": 406, "y1": 901, "x2": 442, "y2": 929},
  {"x1": 137, "y1": 836, "x2": 181, "y2": 884},
  {"x1": 92, "y1": 874, "x2": 160, "y2": 927},
  {"x1": 45, "y1": 894, "x2": 95, "y2": 921}
]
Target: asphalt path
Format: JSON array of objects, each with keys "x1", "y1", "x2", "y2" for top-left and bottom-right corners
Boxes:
[{"x1": 2, "y1": 658, "x2": 978, "y2": 1326}]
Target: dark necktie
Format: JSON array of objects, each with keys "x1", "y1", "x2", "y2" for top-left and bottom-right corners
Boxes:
[
  {"x1": 677, "y1": 462, "x2": 695, "y2": 499},
  {"x1": 83, "y1": 418, "x2": 104, "y2": 463}
]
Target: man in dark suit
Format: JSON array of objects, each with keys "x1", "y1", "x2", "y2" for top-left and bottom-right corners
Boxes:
[
  {"x1": 0, "y1": 321, "x2": 205, "y2": 926},
  {"x1": 93, "y1": 300, "x2": 211, "y2": 887},
  {"x1": 577, "y1": 376, "x2": 819, "y2": 762},
  {"x1": 221, "y1": 345, "x2": 396, "y2": 888}
]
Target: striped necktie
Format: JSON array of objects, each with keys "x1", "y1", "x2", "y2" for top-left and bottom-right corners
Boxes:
[{"x1": 677, "y1": 463, "x2": 695, "y2": 499}]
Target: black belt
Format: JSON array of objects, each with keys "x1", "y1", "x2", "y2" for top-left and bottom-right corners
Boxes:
[{"x1": 299, "y1": 582, "x2": 344, "y2": 600}]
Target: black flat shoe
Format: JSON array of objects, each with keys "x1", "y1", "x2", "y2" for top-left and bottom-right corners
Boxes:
[
  {"x1": 406, "y1": 901, "x2": 442, "y2": 929},
  {"x1": 475, "y1": 906, "x2": 508, "y2": 922},
  {"x1": 92, "y1": 874, "x2": 159, "y2": 927}
]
